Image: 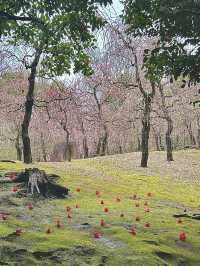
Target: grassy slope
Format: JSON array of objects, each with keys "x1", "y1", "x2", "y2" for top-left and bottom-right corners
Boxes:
[{"x1": 1, "y1": 150, "x2": 200, "y2": 265}]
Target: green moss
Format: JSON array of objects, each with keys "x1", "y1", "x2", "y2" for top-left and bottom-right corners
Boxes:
[
  {"x1": 1, "y1": 151, "x2": 200, "y2": 264},
  {"x1": 0, "y1": 223, "x2": 14, "y2": 236}
]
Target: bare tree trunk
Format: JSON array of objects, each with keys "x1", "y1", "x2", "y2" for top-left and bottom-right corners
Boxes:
[
  {"x1": 133, "y1": 54, "x2": 155, "y2": 167},
  {"x1": 159, "y1": 135, "x2": 163, "y2": 150},
  {"x1": 96, "y1": 137, "x2": 101, "y2": 156},
  {"x1": 141, "y1": 95, "x2": 151, "y2": 167},
  {"x1": 83, "y1": 136, "x2": 89, "y2": 158},
  {"x1": 67, "y1": 143, "x2": 72, "y2": 162},
  {"x1": 63, "y1": 131, "x2": 70, "y2": 161},
  {"x1": 166, "y1": 117, "x2": 174, "y2": 161},
  {"x1": 197, "y1": 129, "x2": 200, "y2": 148},
  {"x1": 196, "y1": 117, "x2": 200, "y2": 148},
  {"x1": 119, "y1": 145, "x2": 123, "y2": 154},
  {"x1": 41, "y1": 133, "x2": 47, "y2": 162},
  {"x1": 101, "y1": 125, "x2": 108, "y2": 156},
  {"x1": 158, "y1": 84, "x2": 174, "y2": 161},
  {"x1": 15, "y1": 133, "x2": 22, "y2": 161},
  {"x1": 152, "y1": 126, "x2": 160, "y2": 151},
  {"x1": 96, "y1": 125, "x2": 108, "y2": 156},
  {"x1": 137, "y1": 136, "x2": 141, "y2": 151},
  {"x1": 80, "y1": 121, "x2": 89, "y2": 158},
  {"x1": 22, "y1": 50, "x2": 41, "y2": 164},
  {"x1": 185, "y1": 121, "x2": 196, "y2": 145}
]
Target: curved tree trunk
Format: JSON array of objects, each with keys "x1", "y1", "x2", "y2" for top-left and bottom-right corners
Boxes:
[
  {"x1": 166, "y1": 117, "x2": 174, "y2": 161},
  {"x1": 22, "y1": 50, "x2": 41, "y2": 164},
  {"x1": 141, "y1": 96, "x2": 151, "y2": 168}
]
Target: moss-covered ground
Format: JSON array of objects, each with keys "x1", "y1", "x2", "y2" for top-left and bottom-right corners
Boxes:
[{"x1": 1, "y1": 150, "x2": 200, "y2": 265}]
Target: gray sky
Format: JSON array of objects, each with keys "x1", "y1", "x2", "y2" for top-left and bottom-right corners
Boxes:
[{"x1": 112, "y1": 0, "x2": 123, "y2": 15}]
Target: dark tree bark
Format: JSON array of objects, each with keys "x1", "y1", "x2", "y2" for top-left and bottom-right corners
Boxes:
[
  {"x1": 158, "y1": 84, "x2": 174, "y2": 161},
  {"x1": 101, "y1": 125, "x2": 108, "y2": 156},
  {"x1": 159, "y1": 135, "x2": 164, "y2": 150},
  {"x1": 137, "y1": 136, "x2": 141, "y2": 151},
  {"x1": 166, "y1": 117, "x2": 174, "y2": 161},
  {"x1": 15, "y1": 132, "x2": 22, "y2": 161},
  {"x1": 134, "y1": 54, "x2": 155, "y2": 167},
  {"x1": 119, "y1": 145, "x2": 123, "y2": 154},
  {"x1": 185, "y1": 121, "x2": 196, "y2": 145},
  {"x1": 22, "y1": 50, "x2": 41, "y2": 164},
  {"x1": 63, "y1": 131, "x2": 70, "y2": 161},
  {"x1": 67, "y1": 143, "x2": 73, "y2": 162},
  {"x1": 6, "y1": 168, "x2": 69, "y2": 198},
  {"x1": 141, "y1": 95, "x2": 151, "y2": 167},
  {"x1": 83, "y1": 136, "x2": 89, "y2": 158},
  {"x1": 92, "y1": 84, "x2": 109, "y2": 157}
]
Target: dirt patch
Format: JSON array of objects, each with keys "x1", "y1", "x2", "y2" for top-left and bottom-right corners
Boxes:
[{"x1": 98, "y1": 237, "x2": 125, "y2": 249}]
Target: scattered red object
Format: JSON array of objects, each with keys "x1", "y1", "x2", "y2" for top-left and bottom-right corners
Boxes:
[
  {"x1": 76, "y1": 188, "x2": 80, "y2": 192},
  {"x1": 116, "y1": 197, "x2": 121, "y2": 202},
  {"x1": 120, "y1": 213, "x2": 124, "y2": 218},
  {"x1": 104, "y1": 208, "x2": 109, "y2": 213},
  {"x1": 96, "y1": 191, "x2": 100, "y2": 196},
  {"x1": 100, "y1": 219, "x2": 105, "y2": 227},
  {"x1": 15, "y1": 228, "x2": 22, "y2": 236},
  {"x1": 145, "y1": 222, "x2": 150, "y2": 228},
  {"x1": 46, "y1": 228, "x2": 52, "y2": 234},
  {"x1": 179, "y1": 232, "x2": 186, "y2": 241},
  {"x1": 2, "y1": 215, "x2": 7, "y2": 221},
  {"x1": 28, "y1": 203, "x2": 33, "y2": 210},
  {"x1": 130, "y1": 228, "x2": 136, "y2": 235},
  {"x1": 147, "y1": 192, "x2": 152, "y2": 197},
  {"x1": 135, "y1": 203, "x2": 140, "y2": 207},
  {"x1": 144, "y1": 201, "x2": 148, "y2": 206},
  {"x1": 100, "y1": 200, "x2": 104, "y2": 205},
  {"x1": 93, "y1": 231, "x2": 101, "y2": 239},
  {"x1": 145, "y1": 208, "x2": 150, "y2": 213},
  {"x1": 12, "y1": 187, "x2": 18, "y2": 192},
  {"x1": 135, "y1": 216, "x2": 140, "y2": 222},
  {"x1": 75, "y1": 204, "x2": 79, "y2": 208},
  {"x1": 177, "y1": 218, "x2": 183, "y2": 224},
  {"x1": 66, "y1": 206, "x2": 71, "y2": 212}
]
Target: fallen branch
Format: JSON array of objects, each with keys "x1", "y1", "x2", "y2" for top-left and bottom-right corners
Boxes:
[{"x1": 173, "y1": 213, "x2": 200, "y2": 220}]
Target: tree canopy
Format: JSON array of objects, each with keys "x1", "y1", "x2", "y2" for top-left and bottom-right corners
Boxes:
[
  {"x1": 122, "y1": 0, "x2": 200, "y2": 83},
  {"x1": 0, "y1": 0, "x2": 112, "y2": 76}
]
